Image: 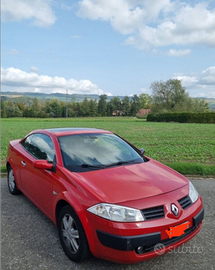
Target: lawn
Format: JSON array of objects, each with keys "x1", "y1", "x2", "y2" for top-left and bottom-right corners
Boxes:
[{"x1": 1, "y1": 117, "x2": 215, "y2": 175}]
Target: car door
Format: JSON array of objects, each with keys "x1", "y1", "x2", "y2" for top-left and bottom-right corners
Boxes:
[{"x1": 20, "y1": 133, "x2": 56, "y2": 220}]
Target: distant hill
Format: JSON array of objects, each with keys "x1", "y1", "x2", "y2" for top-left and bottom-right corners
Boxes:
[
  {"x1": 1, "y1": 91, "x2": 126, "y2": 102},
  {"x1": 1, "y1": 91, "x2": 215, "y2": 111},
  {"x1": 1, "y1": 91, "x2": 101, "y2": 102}
]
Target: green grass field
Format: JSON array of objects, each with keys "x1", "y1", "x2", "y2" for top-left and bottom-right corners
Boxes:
[{"x1": 1, "y1": 117, "x2": 215, "y2": 175}]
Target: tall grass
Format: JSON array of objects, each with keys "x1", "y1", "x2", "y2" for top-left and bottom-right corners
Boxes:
[{"x1": 1, "y1": 117, "x2": 215, "y2": 175}]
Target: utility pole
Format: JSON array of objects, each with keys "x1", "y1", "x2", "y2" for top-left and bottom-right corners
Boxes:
[{"x1": 66, "y1": 89, "x2": 68, "y2": 118}]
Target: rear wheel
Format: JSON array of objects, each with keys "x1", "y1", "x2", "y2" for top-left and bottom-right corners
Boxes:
[
  {"x1": 57, "y1": 205, "x2": 91, "y2": 262},
  {"x1": 7, "y1": 166, "x2": 20, "y2": 195}
]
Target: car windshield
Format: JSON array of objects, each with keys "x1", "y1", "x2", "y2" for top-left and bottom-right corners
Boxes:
[{"x1": 58, "y1": 133, "x2": 143, "y2": 172}]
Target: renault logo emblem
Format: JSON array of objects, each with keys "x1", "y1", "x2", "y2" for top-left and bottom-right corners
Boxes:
[{"x1": 171, "y1": 204, "x2": 179, "y2": 216}]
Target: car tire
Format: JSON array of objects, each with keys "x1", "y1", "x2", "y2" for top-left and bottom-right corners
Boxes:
[
  {"x1": 7, "y1": 165, "x2": 21, "y2": 195},
  {"x1": 57, "y1": 205, "x2": 91, "y2": 262}
]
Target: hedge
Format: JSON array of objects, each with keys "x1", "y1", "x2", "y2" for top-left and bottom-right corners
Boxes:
[{"x1": 147, "y1": 112, "x2": 215, "y2": 123}]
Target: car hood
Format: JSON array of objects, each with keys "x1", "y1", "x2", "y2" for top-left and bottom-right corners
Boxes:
[{"x1": 72, "y1": 159, "x2": 188, "y2": 204}]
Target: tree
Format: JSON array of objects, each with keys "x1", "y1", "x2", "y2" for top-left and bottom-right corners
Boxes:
[
  {"x1": 121, "y1": 96, "x2": 131, "y2": 116},
  {"x1": 89, "y1": 99, "x2": 98, "y2": 116},
  {"x1": 59, "y1": 101, "x2": 66, "y2": 117},
  {"x1": 31, "y1": 98, "x2": 41, "y2": 117},
  {"x1": 45, "y1": 100, "x2": 62, "y2": 117},
  {"x1": 74, "y1": 102, "x2": 81, "y2": 117},
  {"x1": 150, "y1": 79, "x2": 189, "y2": 113},
  {"x1": 17, "y1": 102, "x2": 26, "y2": 113},
  {"x1": 14, "y1": 105, "x2": 23, "y2": 117},
  {"x1": 80, "y1": 98, "x2": 90, "y2": 116},
  {"x1": 5, "y1": 101, "x2": 15, "y2": 117},
  {"x1": 130, "y1": 95, "x2": 141, "y2": 116},
  {"x1": 67, "y1": 102, "x2": 76, "y2": 117},
  {"x1": 23, "y1": 108, "x2": 33, "y2": 117},
  {"x1": 139, "y1": 93, "x2": 153, "y2": 109},
  {"x1": 189, "y1": 98, "x2": 209, "y2": 112},
  {"x1": 98, "y1": 95, "x2": 107, "y2": 116},
  {"x1": 107, "y1": 97, "x2": 122, "y2": 116},
  {"x1": 1, "y1": 99, "x2": 7, "y2": 118}
]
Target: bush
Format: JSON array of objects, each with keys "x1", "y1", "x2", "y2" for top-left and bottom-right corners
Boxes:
[
  {"x1": 147, "y1": 112, "x2": 215, "y2": 123},
  {"x1": 165, "y1": 162, "x2": 215, "y2": 176}
]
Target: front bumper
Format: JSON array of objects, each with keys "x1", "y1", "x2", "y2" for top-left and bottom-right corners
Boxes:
[
  {"x1": 96, "y1": 207, "x2": 204, "y2": 252},
  {"x1": 85, "y1": 193, "x2": 204, "y2": 264}
]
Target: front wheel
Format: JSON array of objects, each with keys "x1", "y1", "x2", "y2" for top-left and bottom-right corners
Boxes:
[
  {"x1": 7, "y1": 166, "x2": 20, "y2": 195},
  {"x1": 57, "y1": 205, "x2": 91, "y2": 262}
]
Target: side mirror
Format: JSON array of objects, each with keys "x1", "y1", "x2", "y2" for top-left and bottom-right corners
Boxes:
[
  {"x1": 34, "y1": 160, "x2": 53, "y2": 170},
  {"x1": 139, "y1": 148, "x2": 145, "y2": 156}
]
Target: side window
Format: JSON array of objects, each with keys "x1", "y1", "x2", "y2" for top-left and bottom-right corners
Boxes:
[{"x1": 21, "y1": 133, "x2": 55, "y2": 162}]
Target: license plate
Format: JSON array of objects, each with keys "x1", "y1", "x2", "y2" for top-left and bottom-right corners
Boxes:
[{"x1": 166, "y1": 221, "x2": 190, "y2": 238}]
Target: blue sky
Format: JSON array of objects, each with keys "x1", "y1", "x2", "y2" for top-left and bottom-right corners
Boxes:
[{"x1": 1, "y1": 0, "x2": 215, "y2": 98}]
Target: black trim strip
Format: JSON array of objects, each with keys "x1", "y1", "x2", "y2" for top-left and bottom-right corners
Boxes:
[
  {"x1": 193, "y1": 207, "x2": 204, "y2": 227},
  {"x1": 97, "y1": 230, "x2": 161, "y2": 251},
  {"x1": 96, "y1": 207, "x2": 204, "y2": 253}
]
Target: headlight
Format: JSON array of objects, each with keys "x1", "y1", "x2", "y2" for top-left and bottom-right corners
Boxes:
[
  {"x1": 87, "y1": 203, "x2": 144, "y2": 222},
  {"x1": 189, "y1": 181, "x2": 199, "y2": 203}
]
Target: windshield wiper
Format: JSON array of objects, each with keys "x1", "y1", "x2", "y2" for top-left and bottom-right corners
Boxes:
[
  {"x1": 81, "y1": 164, "x2": 105, "y2": 169},
  {"x1": 81, "y1": 159, "x2": 142, "y2": 170},
  {"x1": 104, "y1": 159, "x2": 141, "y2": 168}
]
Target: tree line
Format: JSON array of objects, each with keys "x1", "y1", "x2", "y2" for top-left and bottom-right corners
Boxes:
[
  {"x1": 1, "y1": 93, "x2": 153, "y2": 118},
  {"x1": 1, "y1": 80, "x2": 210, "y2": 118}
]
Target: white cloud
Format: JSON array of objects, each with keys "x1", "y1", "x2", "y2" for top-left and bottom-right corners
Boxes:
[
  {"x1": 173, "y1": 66, "x2": 215, "y2": 98},
  {"x1": 140, "y1": 87, "x2": 152, "y2": 95},
  {"x1": 77, "y1": 0, "x2": 215, "y2": 51},
  {"x1": 77, "y1": 0, "x2": 148, "y2": 35},
  {"x1": 1, "y1": 67, "x2": 112, "y2": 96},
  {"x1": 173, "y1": 74, "x2": 198, "y2": 87},
  {"x1": 30, "y1": 66, "x2": 39, "y2": 73},
  {"x1": 200, "y1": 67, "x2": 215, "y2": 85},
  {"x1": 1, "y1": 0, "x2": 56, "y2": 28},
  {"x1": 61, "y1": 3, "x2": 73, "y2": 11},
  {"x1": 167, "y1": 49, "x2": 191, "y2": 57},
  {"x1": 8, "y1": 49, "x2": 20, "y2": 55}
]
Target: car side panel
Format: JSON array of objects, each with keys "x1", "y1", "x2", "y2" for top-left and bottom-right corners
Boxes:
[
  {"x1": 7, "y1": 141, "x2": 55, "y2": 221},
  {"x1": 7, "y1": 141, "x2": 24, "y2": 189},
  {"x1": 51, "y1": 166, "x2": 99, "y2": 251}
]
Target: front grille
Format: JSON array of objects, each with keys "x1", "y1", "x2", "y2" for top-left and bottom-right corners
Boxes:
[
  {"x1": 136, "y1": 207, "x2": 204, "y2": 255},
  {"x1": 178, "y1": 195, "x2": 192, "y2": 209},
  {"x1": 141, "y1": 206, "x2": 165, "y2": 220},
  {"x1": 142, "y1": 225, "x2": 196, "y2": 254}
]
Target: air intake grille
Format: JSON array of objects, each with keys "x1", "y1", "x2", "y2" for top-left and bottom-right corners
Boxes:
[
  {"x1": 141, "y1": 206, "x2": 165, "y2": 220},
  {"x1": 178, "y1": 195, "x2": 192, "y2": 209}
]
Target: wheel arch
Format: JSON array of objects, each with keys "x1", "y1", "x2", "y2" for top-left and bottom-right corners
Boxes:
[
  {"x1": 55, "y1": 198, "x2": 89, "y2": 229},
  {"x1": 6, "y1": 161, "x2": 11, "y2": 171},
  {"x1": 55, "y1": 200, "x2": 70, "y2": 223},
  {"x1": 6, "y1": 160, "x2": 18, "y2": 181},
  {"x1": 55, "y1": 198, "x2": 95, "y2": 252}
]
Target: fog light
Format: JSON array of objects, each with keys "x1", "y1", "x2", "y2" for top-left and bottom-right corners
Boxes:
[{"x1": 136, "y1": 246, "x2": 144, "y2": 254}]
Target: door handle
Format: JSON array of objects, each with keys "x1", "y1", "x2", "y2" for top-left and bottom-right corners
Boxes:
[{"x1": 21, "y1": 161, "x2": 26, "y2": 166}]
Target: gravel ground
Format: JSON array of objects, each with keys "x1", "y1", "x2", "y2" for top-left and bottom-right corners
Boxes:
[{"x1": 1, "y1": 178, "x2": 215, "y2": 270}]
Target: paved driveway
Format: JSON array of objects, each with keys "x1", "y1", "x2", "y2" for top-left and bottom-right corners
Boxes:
[{"x1": 1, "y1": 178, "x2": 215, "y2": 270}]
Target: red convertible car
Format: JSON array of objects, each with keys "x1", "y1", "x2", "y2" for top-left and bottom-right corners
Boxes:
[{"x1": 6, "y1": 128, "x2": 204, "y2": 264}]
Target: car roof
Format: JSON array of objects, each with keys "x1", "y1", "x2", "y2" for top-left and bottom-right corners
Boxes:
[{"x1": 44, "y1": 127, "x2": 112, "y2": 136}]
